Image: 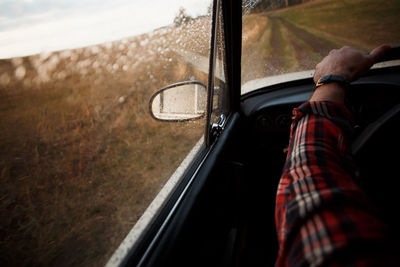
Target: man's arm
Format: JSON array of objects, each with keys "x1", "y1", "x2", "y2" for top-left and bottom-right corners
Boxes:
[
  {"x1": 311, "y1": 45, "x2": 390, "y2": 104},
  {"x1": 275, "y1": 45, "x2": 396, "y2": 266}
]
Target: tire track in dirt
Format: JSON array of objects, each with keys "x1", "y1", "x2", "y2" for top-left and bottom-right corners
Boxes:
[
  {"x1": 266, "y1": 16, "x2": 304, "y2": 74},
  {"x1": 279, "y1": 22, "x2": 321, "y2": 70},
  {"x1": 285, "y1": 33, "x2": 314, "y2": 68},
  {"x1": 244, "y1": 13, "x2": 338, "y2": 81},
  {"x1": 268, "y1": 18, "x2": 285, "y2": 75},
  {"x1": 278, "y1": 17, "x2": 336, "y2": 57},
  {"x1": 265, "y1": 15, "x2": 337, "y2": 72},
  {"x1": 241, "y1": 15, "x2": 273, "y2": 82}
]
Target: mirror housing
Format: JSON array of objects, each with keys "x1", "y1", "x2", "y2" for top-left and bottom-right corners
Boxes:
[{"x1": 149, "y1": 81, "x2": 207, "y2": 122}]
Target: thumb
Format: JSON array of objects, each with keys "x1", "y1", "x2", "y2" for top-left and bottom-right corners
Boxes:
[{"x1": 368, "y1": 44, "x2": 391, "y2": 63}]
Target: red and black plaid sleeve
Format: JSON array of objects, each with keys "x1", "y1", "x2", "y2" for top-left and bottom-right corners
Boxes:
[{"x1": 275, "y1": 101, "x2": 396, "y2": 266}]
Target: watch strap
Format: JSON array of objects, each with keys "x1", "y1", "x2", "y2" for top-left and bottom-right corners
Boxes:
[{"x1": 316, "y1": 74, "x2": 349, "y2": 87}]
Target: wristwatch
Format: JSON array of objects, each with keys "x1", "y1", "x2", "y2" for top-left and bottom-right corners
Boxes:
[{"x1": 315, "y1": 74, "x2": 349, "y2": 88}]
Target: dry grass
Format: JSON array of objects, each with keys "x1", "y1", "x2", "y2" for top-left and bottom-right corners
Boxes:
[{"x1": 0, "y1": 18, "x2": 210, "y2": 266}]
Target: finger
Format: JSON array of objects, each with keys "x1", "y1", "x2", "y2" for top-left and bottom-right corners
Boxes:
[{"x1": 368, "y1": 44, "x2": 391, "y2": 63}]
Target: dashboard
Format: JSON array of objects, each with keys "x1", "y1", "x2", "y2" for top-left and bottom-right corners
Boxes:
[{"x1": 241, "y1": 65, "x2": 400, "y2": 146}]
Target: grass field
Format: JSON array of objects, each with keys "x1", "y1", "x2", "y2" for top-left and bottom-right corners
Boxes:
[
  {"x1": 0, "y1": 18, "x2": 210, "y2": 266},
  {"x1": 242, "y1": 0, "x2": 400, "y2": 86}
]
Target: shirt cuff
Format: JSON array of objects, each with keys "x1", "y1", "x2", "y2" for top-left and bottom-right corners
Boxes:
[{"x1": 292, "y1": 101, "x2": 355, "y2": 135}]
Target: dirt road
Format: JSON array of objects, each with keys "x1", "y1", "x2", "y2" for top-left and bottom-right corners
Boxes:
[{"x1": 242, "y1": 13, "x2": 338, "y2": 84}]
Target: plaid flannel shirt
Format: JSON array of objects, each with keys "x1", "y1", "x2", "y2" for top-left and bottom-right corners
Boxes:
[{"x1": 275, "y1": 101, "x2": 396, "y2": 266}]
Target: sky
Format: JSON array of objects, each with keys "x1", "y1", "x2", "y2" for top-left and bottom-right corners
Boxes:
[{"x1": 0, "y1": 0, "x2": 210, "y2": 59}]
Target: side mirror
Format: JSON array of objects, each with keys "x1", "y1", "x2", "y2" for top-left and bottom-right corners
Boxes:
[{"x1": 149, "y1": 81, "x2": 207, "y2": 122}]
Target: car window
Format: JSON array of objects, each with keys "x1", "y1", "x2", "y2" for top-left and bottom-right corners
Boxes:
[
  {"x1": 241, "y1": 0, "x2": 400, "y2": 94},
  {"x1": 0, "y1": 1, "x2": 212, "y2": 266},
  {"x1": 204, "y1": 0, "x2": 229, "y2": 147}
]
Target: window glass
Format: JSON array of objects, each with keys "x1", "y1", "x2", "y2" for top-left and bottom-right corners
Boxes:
[
  {"x1": 210, "y1": 0, "x2": 228, "y2": 125},
  {"x1": 0, "y1": 1, "x2": 212, "y2": 266},
  {"x1": 241, "y1": 0, "x2": 400, "y2": 94}
]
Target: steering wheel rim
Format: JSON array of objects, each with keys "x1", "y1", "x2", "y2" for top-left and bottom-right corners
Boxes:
[{"x1": 352, "y1": 104, "x2": 400, "y2": 155}]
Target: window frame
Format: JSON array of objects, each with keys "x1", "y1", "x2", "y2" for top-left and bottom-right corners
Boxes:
[{"x1": 106, "y1": 1, "x2": 243, "y2": 266}]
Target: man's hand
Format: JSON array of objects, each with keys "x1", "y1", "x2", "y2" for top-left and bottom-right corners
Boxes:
[
  {"x1": 310, "y1": 45, "x2": 391, "y2": 103},
  {"x1": 314, "y1": 45, "x2": 391, "y2": 84}
]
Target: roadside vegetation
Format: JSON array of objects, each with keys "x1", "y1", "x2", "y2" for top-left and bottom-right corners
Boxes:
[{"x1": 0, "y1": 18, "x2": 210, "y2": 266}]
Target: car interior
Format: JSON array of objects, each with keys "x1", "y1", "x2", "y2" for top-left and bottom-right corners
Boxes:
[{"x1": 121, "y1": 1, "x2": 400, "y2": 266}]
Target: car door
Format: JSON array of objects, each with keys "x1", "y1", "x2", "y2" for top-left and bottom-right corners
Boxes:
[
  {"x1": 108, "y1": 0, "x2": 400, "y2": 266},
  {"x1": 106, "y1": 1, "x2": 244, "y2": 266}
]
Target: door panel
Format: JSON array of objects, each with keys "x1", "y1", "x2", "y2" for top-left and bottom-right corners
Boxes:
[{"x1": 142, "y1": 113, "x2": 243, "y2": 266}]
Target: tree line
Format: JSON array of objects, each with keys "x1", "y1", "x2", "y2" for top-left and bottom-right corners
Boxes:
[
  {"x1": 252, "y1": 0, "x2": 311, "y2": 11},
  {"x1": 174, "y1": 0, "x2": 312, "y2": 26}
]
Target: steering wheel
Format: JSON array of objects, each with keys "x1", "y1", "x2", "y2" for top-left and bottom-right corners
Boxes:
[{"x1": 348, "y1": 81, "x2": 400, "y2": 238}]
